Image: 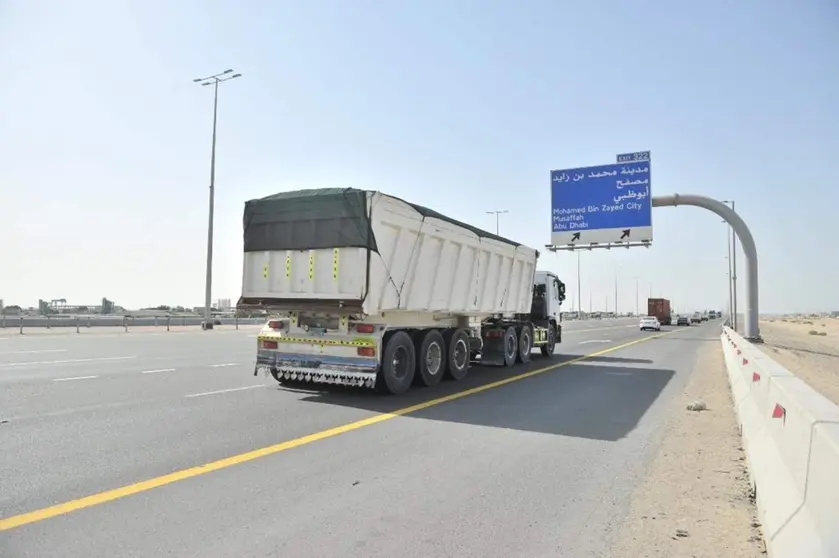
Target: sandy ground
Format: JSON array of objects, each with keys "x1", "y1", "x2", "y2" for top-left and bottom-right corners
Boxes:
[
  {"x1": 0, "y1": 324, "x2": 264, "y2": 337},
  {"x1": 758, "y1": 317, "x2": 839, "y2": 405},
  {"x1": 609, "y1": 342, "x2": 764, "y2": 558}
]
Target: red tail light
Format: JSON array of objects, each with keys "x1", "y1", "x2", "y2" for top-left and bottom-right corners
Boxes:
[
  {"x1": 357, "y1": 347, "x2": 375, "y2": 357},
  {"x1": 355, "y1": 324, "x2": 375, "y2": 334},
  {"x1": 267, "y1": 320, "x2": 284, "y2": 330},
  {"x1": 262, "y1": 340, "x2": 278, "y2": 349}
]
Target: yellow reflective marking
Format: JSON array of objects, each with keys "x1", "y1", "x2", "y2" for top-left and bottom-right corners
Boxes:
[{"x1": 256, "y1": 334, "x2": 376, "y2": 347}]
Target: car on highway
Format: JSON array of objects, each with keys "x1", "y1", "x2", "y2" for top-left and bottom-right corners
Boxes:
[
  {"x1": 639, "y1": 316, "x2": 661, "y2": 331},
  {"x1": 691, "y1": 312, "x2": 702, "y2": 324},
  {"x1": 677, "y1": 315, "x2": 691, "y2": 326}
]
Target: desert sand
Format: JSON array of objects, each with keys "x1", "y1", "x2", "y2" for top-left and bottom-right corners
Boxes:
[{"x1": 758, "y1": 317, "x2": 839, "y2": 405}]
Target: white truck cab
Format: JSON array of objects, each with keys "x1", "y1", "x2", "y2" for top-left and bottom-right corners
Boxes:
[{"x1": 533, "y1": 270, "x2": 564, "y2": 326}]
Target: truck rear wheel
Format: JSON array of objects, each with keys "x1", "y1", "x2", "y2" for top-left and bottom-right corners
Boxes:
[
  {"x1": 444, "y1": 328, "x2": 470, "y2": 381},
  {"x1": 503, "y1": 326, "x2": 517, "y2": 367},
  {"x1": 540, "y1": 324, "x2": 556, "y2": 357},
  {"x1": 377, "y1": 331, "x2": 416, "y2": 395},
  {"x1": 516, "y1": 325, "x2": 532, "y2": 364},
  {"x1": 415, "y1": 329, "x2": 445, "y2": 387}
]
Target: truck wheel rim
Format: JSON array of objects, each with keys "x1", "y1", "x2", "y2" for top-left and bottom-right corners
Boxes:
[
  {"x1": 522, "y1": 330, "x2": 531, "y2": 350},
  {"x1": 391, "y1": 346, "x2": 409, "y2": 379},
  {"x1": 453, "y1": 338, "x2": 467, "y2": 369},
  {"x1": 426, "y1": 342, "x2": 442, "y2": 375},
  {"x1": 506, "y1": 335, "x2": 516, "y2": 358}
]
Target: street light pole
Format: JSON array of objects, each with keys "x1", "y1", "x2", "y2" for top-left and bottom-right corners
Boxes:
[
  {"x1": 731, "y1": 200, "x2": 738, "y2": 330},
  {"x1": 613, "y1": 269, "x2": 619, "y2": 316},
  {"x1": 725, "y1": 225, "x2": 733, "y2": 325},
  {"x1": 722, "y1": 199, "x2": 738, "y2": 330},
  {"x1": 193, "y1": 69, "x2": 242, "y2": 330},
  {"x1": 633, "y1": 276, "x2": 640, "y2": 316},
  {"x1": 486, "y1": 210, "x2": 509, "y2": 235},
  {"x1": 577, "y1": 251, "x2": 582, "y2": 319}
]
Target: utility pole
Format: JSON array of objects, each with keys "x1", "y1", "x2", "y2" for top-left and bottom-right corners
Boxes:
[
  {"x1": 486, "y1": 210, "x2": 509, "y2": 235},
  {"x1": 194, "y1": 69, "x2": 242, "y2": 330}
]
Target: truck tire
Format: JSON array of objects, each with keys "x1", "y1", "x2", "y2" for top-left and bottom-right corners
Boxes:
[
  {"x1": 415, "y1": 329, "x2": 445, "y2": 387},
  {"x1": 540, "y1": 323, "x2": 556, "y2": 357},
  {"x1": 377, "y1": 331, "x2": 416, "y2": 395},
  {"x1": 444, "y1": 328, "x2": 470, "y2": 381},
  {"x1": 516, "y1": 325, "x2": 532, "y2": 364},
  {"x1": 503, "y1": 326, "x2": 517, "y2": 367}
]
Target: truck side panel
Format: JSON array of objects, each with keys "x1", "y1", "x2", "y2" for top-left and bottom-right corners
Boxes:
[{"x1": 366, "y1": 192, "x2": 537, "y2": 316}]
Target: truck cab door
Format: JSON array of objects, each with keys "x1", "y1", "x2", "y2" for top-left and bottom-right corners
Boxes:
[{"x1": 548, "y1": 278, "x2": 565, "y2": 322}]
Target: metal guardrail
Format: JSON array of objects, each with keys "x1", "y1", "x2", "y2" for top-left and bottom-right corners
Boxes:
[{"x1": 0, "y1": 315, "x2": 266, "y2": 333}]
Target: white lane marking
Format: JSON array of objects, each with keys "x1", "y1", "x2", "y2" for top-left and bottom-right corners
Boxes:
[
  {"x1": 141, "y1": 368, "x2": 176, "y2": 374},
  {"x1": 0, "y1": 349, "x2": 69, "y2": 355},
  {"x1": 579, "y1": 340, "x2": 612, "y2": 344},
  {"x1": 52, "y1": 375, "x2": 99, "y2": 382},
  {"x1": 0, "y1": 356, "x2": 137, "y2": 367},
  {"x1": 185, "y1": 385, "x2": 265, "y2": 398},
  {"x1": 606, "y1": 372, "x2": 634, "y2": 376},
  {"x1": 210, "y1": 363, "x2": 238, "y2": 368}
]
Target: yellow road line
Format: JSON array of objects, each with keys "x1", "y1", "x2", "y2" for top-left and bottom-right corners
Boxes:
[{"x1": 0, "y1": 330, "x2": 675, "y2": 532}]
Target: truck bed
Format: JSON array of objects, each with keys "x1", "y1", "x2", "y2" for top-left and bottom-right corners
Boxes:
[{"x1": 239, "y1": 188, "x2": 538, "y2": 317}]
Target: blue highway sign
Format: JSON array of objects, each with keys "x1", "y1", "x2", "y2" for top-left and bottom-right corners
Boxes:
[{"x1": 550, "y1": 159, "x2": 652, "y2": 246}]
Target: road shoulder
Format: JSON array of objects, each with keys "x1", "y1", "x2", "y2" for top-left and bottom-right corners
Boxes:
[{"x1": 609, "y1": 340, "x2": 764, "y2": 557}]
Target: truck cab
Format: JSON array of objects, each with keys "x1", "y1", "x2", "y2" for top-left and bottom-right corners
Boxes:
[{"x1": 532, "y1": 271, "x2": 565, "y2": 326}]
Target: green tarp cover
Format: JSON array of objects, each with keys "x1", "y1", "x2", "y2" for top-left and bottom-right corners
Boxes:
[{"x1": 243, "y1": 187, "x2": 527, "y2": 253}]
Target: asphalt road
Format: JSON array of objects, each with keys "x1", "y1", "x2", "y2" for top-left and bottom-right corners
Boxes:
[{"x1": 0, "y1": 318, "x2": 722, "y2": 557}]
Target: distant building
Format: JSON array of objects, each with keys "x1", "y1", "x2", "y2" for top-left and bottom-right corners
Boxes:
[{"x1": 217, "y1": 298, "x2": 233, "y2": 311}]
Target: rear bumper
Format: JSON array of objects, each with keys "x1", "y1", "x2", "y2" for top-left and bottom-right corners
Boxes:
[{"x1": 255, "y1": 350, "x2": 378, "y2": 387}]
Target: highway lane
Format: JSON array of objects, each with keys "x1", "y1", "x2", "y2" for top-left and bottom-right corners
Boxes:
[
  {"x1": 0, "y1": 318, "x2": 710, "y2": 557},
  {"x1": 0, "y1": 320, "x2": 639, "y2": 419}
]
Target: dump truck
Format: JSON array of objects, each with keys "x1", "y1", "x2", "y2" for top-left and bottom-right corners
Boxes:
[
  {"x1": 647, "y1": 297, "x2": 671, "y2": 325},
  {"x1": 238, "y1": 188, "x2": 567, "y2": 395}
]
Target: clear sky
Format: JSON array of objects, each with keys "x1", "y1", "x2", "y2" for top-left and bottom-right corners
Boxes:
[{"x1": 1, "y1": 0, "x2": 837, "y2": 314}]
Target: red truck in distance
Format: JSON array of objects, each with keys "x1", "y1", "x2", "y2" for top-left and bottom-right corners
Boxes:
[{"x1": 647, "y1": 298, "x2": 671, "y2": 325}]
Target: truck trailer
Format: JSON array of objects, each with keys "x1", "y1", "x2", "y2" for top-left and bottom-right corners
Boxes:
[
  {"x1": 238, "y1": 188, "x2": 566, "y2": 395},
  {"x1": 647, "y1": 297, "x2": 671, "y2": 325}
]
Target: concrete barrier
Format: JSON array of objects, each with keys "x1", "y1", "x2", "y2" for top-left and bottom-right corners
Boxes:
[{"x1": 721, "y1": 326, "x2": 839, "y2": 558}]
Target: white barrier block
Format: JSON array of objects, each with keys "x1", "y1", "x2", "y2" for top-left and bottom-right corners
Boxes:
[
  {"x1": 805, "y1": 424, "x2": 839, "y2": 551},
  {"x1": 721, "y1": 327, "x2": 839, "y2": 558}
]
